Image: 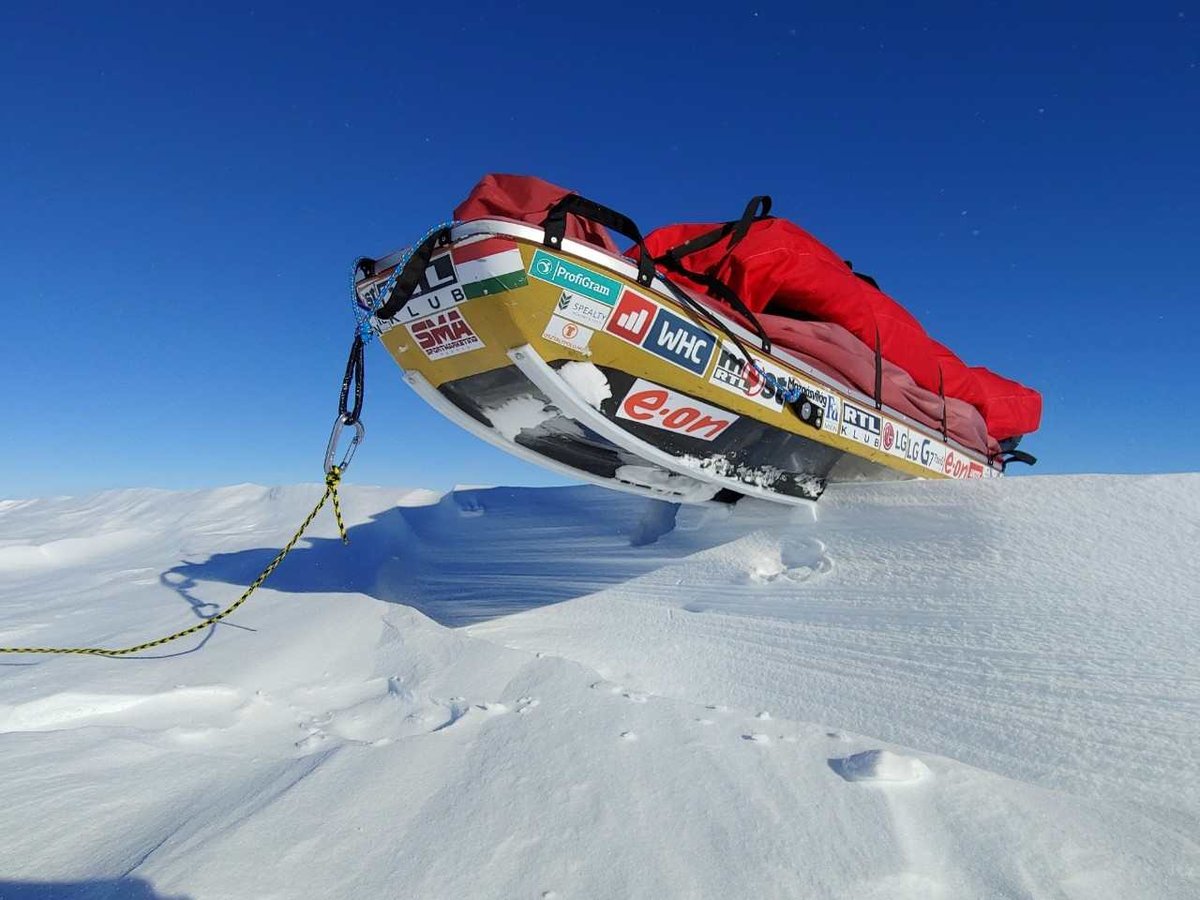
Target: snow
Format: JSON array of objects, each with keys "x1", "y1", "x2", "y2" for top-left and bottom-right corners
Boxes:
[
  {"x1": 556, "y1": 360, "x2": 612, "y2": 409},
  {"x1": 479, "y1": 394, "x2": 557, "y2": 441},
  {"x1": 1, "y1": 474, "x2": 1198, "y2": 898}
]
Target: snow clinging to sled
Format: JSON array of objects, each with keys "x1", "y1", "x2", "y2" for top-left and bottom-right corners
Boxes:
[{"x1": 353, "y1": 174, "x2": 1042, "y2": 505}]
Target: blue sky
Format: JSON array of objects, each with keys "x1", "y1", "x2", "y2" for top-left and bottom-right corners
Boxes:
[{"x1": 1, "y1": 2, "x2": 1196, "y2": 498}]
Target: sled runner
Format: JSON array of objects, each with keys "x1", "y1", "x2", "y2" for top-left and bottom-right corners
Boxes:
[{"x1": 354, "y1": 176, "x2": 1040, "y2": 505}]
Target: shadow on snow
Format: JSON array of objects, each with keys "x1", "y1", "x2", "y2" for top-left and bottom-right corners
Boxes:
[
  {"x1": 162, "y1": 485, "x2": 724, "y2": 628},
  {"x1": 0, "y1": 878, "x2": 189, "y2": 899}
]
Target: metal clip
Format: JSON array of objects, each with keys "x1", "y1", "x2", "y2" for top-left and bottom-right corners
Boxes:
[{"x1": 324, "y1": 413, "x2": 365, "y2": 475}]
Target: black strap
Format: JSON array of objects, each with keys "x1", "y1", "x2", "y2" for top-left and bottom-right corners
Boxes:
[
  {"x1": 339, "y1": 333, "x2": 365, "y2": 426},
  {"x1": 653, "y1": 195, "x2": 775, "y2": 354},
  {"x1": 845, "y1": 260, "x2": 880, "y2": 290},
  {"x1": 654, "y1": 255, "x2": 771, "y2": 354},
  {"x1": 542, "y1": 194, "x2": 657, "y2": 287},
  {"x1": 996, "y1": 449, "x2": 1037, "y2": 470},
  {"x1": 354, "y1": 257, "x2": 376, "y2": 280},
  {"x1": 873, "y1": 329, "x2": 883, "y2": 410},
  {"x1": 660, "y1": 195, "x2": 772, "y2": 267},
  {"x1": 374, "y1": 228, "x2": 452, "y2": 321},
  {"x1": 729, "y1": 195, "x2": 772, "y2": 245},
  {"x1": 657, "y1": 276, "x2": 763, "y2": 377},
  {"x1": 937, "y1": 367, "x2": 948, "y2": 440}
]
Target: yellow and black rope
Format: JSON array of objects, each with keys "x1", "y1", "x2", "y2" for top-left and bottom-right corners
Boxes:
[{"x1": 0, "y1": 468, "x2": 348, "y2": 658}]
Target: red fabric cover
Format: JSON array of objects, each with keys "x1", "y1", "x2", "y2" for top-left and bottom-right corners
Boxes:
[
  {"x1": 684, "y1": 293, "x2": 997, "y2": 455},
  {"x1": 632, "y1": 220, "x2": 941, "y2": 396},
  {"x1": 451, "y1": 174, "x2": 1041, "y2": 441},
  {"x1": 969, "y1": 368, "x2": 1043, "y2": 444},
  {"x1": 454, "y1": 174, "x2": 620, "y2": 255},
  {"x1": 633, "y1": 220, "x2": 1041, "y2": 440},
  {"x1": 761, "y1": 316, "x2": 997, "y2": 456}
]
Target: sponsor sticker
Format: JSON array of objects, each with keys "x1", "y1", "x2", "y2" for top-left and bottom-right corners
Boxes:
[
  {"x1": 554, "y1": 290, "x2": 612, "y2": 330},
  {"x1": 882, "y1": 420, "x2": 946, "y2": 472},
  {"x1": 840, "y1": 401, "x2": 882, "y2": 448},
  {"x1": 528, "y1": 250, "x2": 622, "y2": 305},
  {"x1": 708, "y1": 344, "x2": 838, "y2": 429},
  {"x1": 616, "y1": 378, "x2": 737, "y2": 442},
  {"x1": 453, "y1": 237, "x2": 528, "y2": 299},
  {"x1": 642, "y1": 307, "x2": 716, "y2": 375},
  {"x1": 944, "y1": 450, "x2": 988, "y2": 480},
  {"x1": 542, "y1": 314, "x2": 592, "y2": 353},
  {"x1": 360, "y1": 252, "x2": 465, "y2": 323},
  {"x1": 405, "y1": 308, "x2": 484, "y2": 360},
  {"x1": 605, "y1": 289, "x2": 657, "y2": 344}
]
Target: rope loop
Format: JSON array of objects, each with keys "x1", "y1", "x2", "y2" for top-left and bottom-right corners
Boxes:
[{"x1": 0, "y1": 470, "x2": 348, "y2": 658}]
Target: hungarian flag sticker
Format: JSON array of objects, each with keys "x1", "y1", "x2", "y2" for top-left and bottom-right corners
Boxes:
[{"x1": 452, "y1": 238, "x2": 528, "y2": 299}]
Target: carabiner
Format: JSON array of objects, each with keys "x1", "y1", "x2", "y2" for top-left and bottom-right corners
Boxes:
[{"x1": 324, "y1": 413, "x2": 365, "y2": 475}]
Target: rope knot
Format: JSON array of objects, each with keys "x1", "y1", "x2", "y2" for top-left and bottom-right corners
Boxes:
[{"x1": 325, "y1": 467, "x2": 348, "y2": 544}]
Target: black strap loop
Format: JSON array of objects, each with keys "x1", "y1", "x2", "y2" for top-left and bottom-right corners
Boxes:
[
  {"x1": 845, "y1": 259, "x2": 881, "y2": 290},
  {"x1": 937, "y1": 366, "x2": 949, "y2": 441},
  {"x1": 651, "y1": 194, "x2": 776, "y2": 354},
  {"x1": 729, "y1": 195, "x2": 772, "y2": 245},
  {"x1": 354, "y1": 256, "x2": 376, "y2": 280},
  {"x1": 660, "y1": 194, "x2": 773, "y2": 267},
  {"x1": 873, "y1": 329, "x2": 884, "y2": 410},
  {"x1": 373, "y1": 228, "x2": 452, "y2": 321},
  {"x1": 656, "y1": 255, "x2": 773, "y2": 355},
  {"x1": 542, "y1": 194, "x2": 657, "y2": 287},
  {"x1": 996, "y1": 449, "x2": 1037, "y2": 470},
  {"x1": 339, "y1": 333, "x2": 365, "y2": 426}
]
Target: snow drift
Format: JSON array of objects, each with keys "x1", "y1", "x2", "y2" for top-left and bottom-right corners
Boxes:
[{"x1": 1, "y1": 475, "x2": 1197, "y2": 898}]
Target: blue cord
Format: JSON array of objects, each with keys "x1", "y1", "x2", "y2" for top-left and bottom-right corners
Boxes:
[
  {"x1": 751, "y1": 361, "x2": 805, "y2": 403},
  {"x1": 351, "y1": 219, "x2": 461, "y2": 344}
]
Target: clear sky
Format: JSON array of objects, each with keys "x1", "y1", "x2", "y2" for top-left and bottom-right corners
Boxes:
[{"x1": 2, "y1": 2, "x2": 1196, "y2": 498}]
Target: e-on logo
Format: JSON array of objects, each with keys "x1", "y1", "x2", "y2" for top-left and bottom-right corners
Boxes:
[{"x1": 616, "y1": 378, "x2": 737, "y2": 442}]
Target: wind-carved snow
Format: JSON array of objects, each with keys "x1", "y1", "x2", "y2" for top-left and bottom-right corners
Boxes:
[
  {"x1": 830, "y1": 749, "x2": 930, "y2": 783},
  {"x1": 0, "y1": 474, "x2": 1197, "y2": 898}
]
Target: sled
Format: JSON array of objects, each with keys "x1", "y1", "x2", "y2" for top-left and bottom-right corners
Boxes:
[{"x1": 354, "y1": 185, "x2": 1036, "y2": 505}]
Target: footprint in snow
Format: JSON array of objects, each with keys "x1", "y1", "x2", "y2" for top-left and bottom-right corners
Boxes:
[
  {"x1": 829, "y1": 749, "x2": 929, "y2": 783},
  {"x1": 431, "y1": 699, "x2": 510, "y2": 733},
  {"x1": 748, "y1": 538, "x2": 833, "y2": 584}
]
